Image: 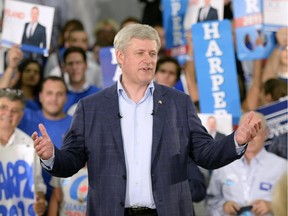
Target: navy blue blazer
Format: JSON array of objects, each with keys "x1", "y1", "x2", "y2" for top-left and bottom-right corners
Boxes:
[
  {"x1": 47, "y1": 83, "x2": 243, "y2": 216},
  {"x1": 197, "y1": 6, "x2": 219, "y2": 22},
  {"x1": 21, "y1": 22, "x2": 47, "y2": 48}
]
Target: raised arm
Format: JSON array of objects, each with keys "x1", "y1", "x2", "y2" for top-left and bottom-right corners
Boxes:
[{"x1": 0, "y1": 46, "x2": 23, "y2": 88}]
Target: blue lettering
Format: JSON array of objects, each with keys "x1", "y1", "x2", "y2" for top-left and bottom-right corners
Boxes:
[
  {"x1": 9, "y1": 205, "x2": 17, "y2": 216},
  {"x1": 0, "y1": 160, "x2": 33, "y2": 200},
  {"x1": 0, "y1": 162, "x2": 7, "y2": 200},
  {"x1": 0, "y1": 202, "x2": 35, "y2": 216},
  {"x1": 0, "y1": 205, "x2": 8, "y2": 215},
  {"x1": 28, "y1": 204, "x2": 35, "y2": 216},
  {"x1": 17, "y1": 200, "x2": 25, "y2": 215}
]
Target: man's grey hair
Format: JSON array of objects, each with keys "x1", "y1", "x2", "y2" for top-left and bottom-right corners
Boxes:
[
  {"x1": 0, "y1": 88, "x2": 26, "y2": 108},
  {"x1": 113, "y1": 24, "x2": 161, "y2": 52}
]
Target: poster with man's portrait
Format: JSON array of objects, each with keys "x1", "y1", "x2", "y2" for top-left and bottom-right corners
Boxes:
[
  {"x1": 184, "y1": 0, "x2": 224, "y2": 31},
  {"x1": 198, "y1": 113, "x2": 233, "y2": 135},
  {"x1": 1, "y1": 0, "x2": 54, "y2": 56}
]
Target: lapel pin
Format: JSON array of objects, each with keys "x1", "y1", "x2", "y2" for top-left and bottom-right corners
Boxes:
[{"x1": 158, "y1": 100, "x2": 162, "y2": 104}]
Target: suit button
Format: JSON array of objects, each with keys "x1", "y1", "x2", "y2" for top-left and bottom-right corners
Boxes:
[
  {"x1": 120, "y1": 201, "x2": 124, "y2": 207},
  {"x1": 122, "y1": 175, "x2": 127, "y2": 180}
]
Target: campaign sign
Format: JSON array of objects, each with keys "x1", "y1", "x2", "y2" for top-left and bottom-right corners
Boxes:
[
  {"x1": 99, "y1": 46, "x2": 121, "y2": 88},
  {"x1": 0, "y1": 145, "x2": 36, "y2": 215},
  {"x1": 183, "y1": 0, "x2": 224, "y2": 30},
  {"x1": 161, "y1": 0, "x2": 188, "y2": 65},
  {"x1": 256, "y1": 98, "x2": 288, "y2": 142},
  {"x1": 232, "y1": 0, "x2": 275, "y2": 60},
  {"x1": 1, "y1": 0, "x2": 55, "y2": 56},
  {"x1": 192, "y1": 20, "x2": 241, "y2": 125},
  {"x1": 263, "y1": 0, "x2": 288, "y2": 31},
  {"x1": 198, "y1": 113, "x2": 233, "y2": 135},
  {"x1": 60, "y1": 168, "x2": 88, "y2": 215}
]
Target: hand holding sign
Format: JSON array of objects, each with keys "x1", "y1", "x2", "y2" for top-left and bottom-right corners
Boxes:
[
  {"x1": 32, "y1": 123, "x2": 54, "y2": 160},
  {"x1": 235, "y1": 111, "x2": 261, "y2": 145}
]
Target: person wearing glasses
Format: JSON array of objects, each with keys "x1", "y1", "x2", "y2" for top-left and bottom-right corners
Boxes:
[{"x1": 0, "y1": 88, "x2": 46, "y2": 215}]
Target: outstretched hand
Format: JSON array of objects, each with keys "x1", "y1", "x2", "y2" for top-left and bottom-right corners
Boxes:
[
  {"x1": 32, "y1": 123, "x2": 54, "y2": 160},
  {"x1": 235, "y1": 111, "x2": 261, "y2": 145}
]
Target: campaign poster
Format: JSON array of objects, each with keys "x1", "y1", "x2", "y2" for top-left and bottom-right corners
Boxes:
[
  {"x1": 256, "y1": 98, "x2": 288, "y2": 144},
  {"x1": 263, "y1": 0, "x2": 288, "y2": 31},
  {"x1": 183, "y1": 0, "x2": 224, "y2": 30},
  {"x1": 192, "y1": 20, "x2": 242, "y2": 125},
  {"x1": 98, "y1": 46, "x2": 121, "y2": 88},
  {"x1": 232, "y1": 0, "x2": 275, "y2": 60},
  {"x1": 58, "y1": 168, "x2": 88, "y2": 215},
  {"x1": 0, "y1": 145, "x2": 36, "y2": 215},
  {"x1": 1, "y1": 0, "x2": 55, "y2": 56},
  {"x1": 161, "y1": 0, "x2": 189, "y2": 65},
  {"x1": 198, "y1": 113, "x2": 233, "y2": 135}
]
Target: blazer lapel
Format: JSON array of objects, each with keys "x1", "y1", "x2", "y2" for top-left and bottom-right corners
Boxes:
[
  {"x1": 103, "y1": 84, "x2": 126, "y2": 164},
  {"x1": 151, "y1": 84, "x2": 167, "y2": 167}
]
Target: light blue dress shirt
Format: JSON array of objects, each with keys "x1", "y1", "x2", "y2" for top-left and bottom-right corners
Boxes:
[{"x1": 117, "y1": 79, "x2": 155, "y2": 208}]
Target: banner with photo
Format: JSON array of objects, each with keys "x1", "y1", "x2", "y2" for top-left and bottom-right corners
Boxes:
[
  {"x1": 263, "y1": 0, "x2": 288, "y2": 31},
  {"x1": 1, "y1": 0, "x2": 55, "y2": 56},
  {"x1": 192, "y1": 20, "x2": 241, "y2": 125},
  {"x1": 99, "y1": 46, "x2": 121, "y2": 88},
  {"x1": 60, "y1": 168, "x2": 88, "y2": 215},
  {"x1": 0, "y1": 145, "x2": 36, "y2": 215},
  {"x1": 256, "y1": 98, "x2": 288, "y2": 144},
  {"x1": 232, "y1": 0, "x2": 275, "y2": 60},
  {"x1": 161, "y1": 0, "x2": 188, "y2": 65},
  {"x1": 183, "y1": 0, "x2": 224, "y2": 30},
  {"x1": 198, "y1": 113, "x2": 233, "y2": 135}
]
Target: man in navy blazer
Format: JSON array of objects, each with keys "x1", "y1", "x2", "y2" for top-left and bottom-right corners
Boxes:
[
  {"x1": 33, "y1": 24, "x2": 261, "y2": 216},
  {"x1": 21, "y1": 6, "x2": 46, "y2": 49},
  {"x1": 197, "y1": 0, "x2": 219, "y2": 22}
]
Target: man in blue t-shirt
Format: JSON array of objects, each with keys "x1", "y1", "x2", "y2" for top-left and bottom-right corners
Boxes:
[
  {"x1": 18, "y1": 76, "x2": 72, "y2": 209},
  {"x1": 62, "y1": 46, "x2": 101, "y2": 115}
]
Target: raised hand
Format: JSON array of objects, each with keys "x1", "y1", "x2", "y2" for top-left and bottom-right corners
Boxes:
[
  {"x1": 32, "y1": 123, "x2": 54, "y2": 160},
  {"x1": 235, "y1": 111, "x2": 262, "y2": 145}
]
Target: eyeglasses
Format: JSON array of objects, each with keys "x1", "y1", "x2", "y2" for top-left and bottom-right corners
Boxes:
[
  {"x1": 0, "y1": 88, "x2": 25, "y2": 105},
  {"x1": 0, "y1": 104, "x2": 23, "y2": 115},
  {"x1": 0, "y1": 88, "x2": 24, "y2": 97}
]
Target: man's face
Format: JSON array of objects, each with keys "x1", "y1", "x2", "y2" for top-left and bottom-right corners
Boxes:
[
  {"x1": 116, "y1": 38, "x2": 158, "y2": 87},
  {"x1": 39, "y1": 80, "x2": 67, "y2": 118},
  {"x1": 64, "y1": 52, "x2": 87, "y2": 85},
  {"x1": 21, "y1": 62, "x2": 41, "y2": 87},
  {"x1": 155, "y1": 62, "x2": 178, "y2": 87},
  {"x1": 31, "y1": 8, "x2": 39, "y2": 23},
  {"x1": 204, "y1": 0, "x2": 211, "y2": 6},
  {"x1": 0, "y1": 98, "x2": 23, "y2": 131},
  {"x1": 68, "y1": 31, "x2": 89, "y2": 51}
]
